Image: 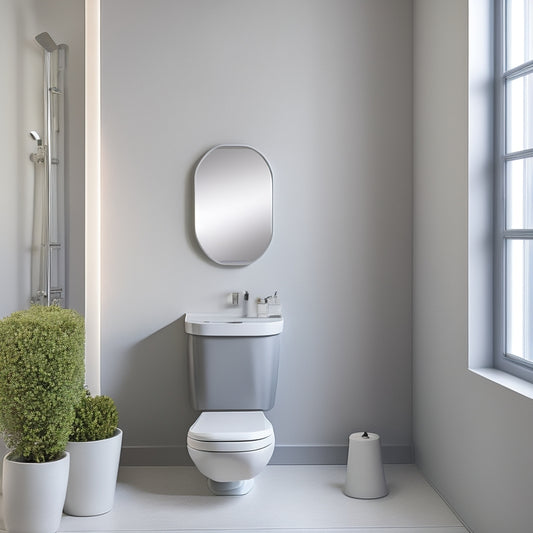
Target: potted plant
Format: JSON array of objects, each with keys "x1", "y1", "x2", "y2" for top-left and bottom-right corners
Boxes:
[
  {"x1": 64, "y1": 388, "x2": 122, "y2": 516},
  {"x1": 0, "y1": 305, "x2": 85, "y2": 533}
]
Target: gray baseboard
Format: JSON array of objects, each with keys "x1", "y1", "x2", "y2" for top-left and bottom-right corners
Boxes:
[
  {"x1": 271, "y1": 445, "x2": 412, "y2": 464},
  {"x1": 121, "y1": 445, "x2": 193, "y2": 466},
  {"x1": 120, "y1": 444, "x2": 413, "y2": 467}
]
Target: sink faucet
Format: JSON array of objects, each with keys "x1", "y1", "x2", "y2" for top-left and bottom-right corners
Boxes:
[{"x1": 229, "y1": 291, "x2": 250, "y2": 317}]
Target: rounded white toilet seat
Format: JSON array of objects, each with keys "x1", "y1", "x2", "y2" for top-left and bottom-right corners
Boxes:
[{"x1": 187, "y1": 433, "x2": 274, "y2": 453}]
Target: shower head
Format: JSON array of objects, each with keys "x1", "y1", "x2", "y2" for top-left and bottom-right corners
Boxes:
[
  {"x1": 30, "y1": 130, "x2": 42, "y2": 146},
  {"x1": 35, "y1": 32, "x2": 58, "y2": 52}
]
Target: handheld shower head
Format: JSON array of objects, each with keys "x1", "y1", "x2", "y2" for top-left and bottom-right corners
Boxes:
[
  {"x1": 35, "y1": 32, "x2": 58, "y2": 52},
  {"x1": 30, "y1": 131, "x2": 42, "y2": 147}
]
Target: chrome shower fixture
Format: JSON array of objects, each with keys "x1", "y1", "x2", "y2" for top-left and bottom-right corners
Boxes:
[
  {"x1": 30, "y1": 30, "x2": 66, "y2": 307},
  {"x1": 29, "y1": 131, "x2": 44, "y2": 163},
  {"x1": 30, "y1": 130, "x2": 42, "y2": 145},
  {"x1": 35, "y1": 32, "x2": 58, "y2": 52}
]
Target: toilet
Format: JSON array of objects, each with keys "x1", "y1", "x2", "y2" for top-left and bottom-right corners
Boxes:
[{"x1": 184, "y1": 313, "x2": 283, "y2": 495}]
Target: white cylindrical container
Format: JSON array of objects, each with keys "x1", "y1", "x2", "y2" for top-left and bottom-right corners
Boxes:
[{"x1": 344, "y1": 431, "x2": 388, "y2": 499}]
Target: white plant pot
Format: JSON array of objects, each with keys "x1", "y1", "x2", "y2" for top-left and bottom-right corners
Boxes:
[
  {"x1": 64, "y1": 428, "x2": 122, "y2": 516},
  {"x1": 0, "y1": 437, "x2": 9, "y2": 494},
  {"x1": 2, "y1": 451, "x2": 70, "y2": 533}
]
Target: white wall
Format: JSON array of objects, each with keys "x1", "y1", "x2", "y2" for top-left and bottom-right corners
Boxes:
[
  {"x1": 413, "y1": 1, "x2": 533, "y2": 531},
  {"x1": 0, "y1": 0, "x2": 85, "y2": 319},
  {"x1": 101, "y1": 0, "x2": 414, "y2": 464}
]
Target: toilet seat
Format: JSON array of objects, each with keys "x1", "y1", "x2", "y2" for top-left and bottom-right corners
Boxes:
[
  {"x1": 187, "y1": 411, "x2": 274, "y2": 453},
  {"x1": 187, "y1": 433, "x2": 274, "y2": 453}
]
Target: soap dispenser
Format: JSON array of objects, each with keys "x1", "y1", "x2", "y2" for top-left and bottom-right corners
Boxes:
[{"x1": 243, "y1": 291, "x2": 250, "y2": 317}]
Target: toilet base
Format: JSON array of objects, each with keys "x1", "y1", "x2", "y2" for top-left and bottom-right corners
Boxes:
[{"x1": 207, "y1": 478, "x2": 254, "y2": 496}]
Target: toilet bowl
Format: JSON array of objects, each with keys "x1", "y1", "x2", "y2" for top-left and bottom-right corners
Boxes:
[{"x1": 187, "y1": 411, "x2": 275, "y2": 495}]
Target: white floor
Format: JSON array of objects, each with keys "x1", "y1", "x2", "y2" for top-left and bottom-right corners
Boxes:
[{"x1": 2, "y1": 464, "x2": 469, "y2": 533}]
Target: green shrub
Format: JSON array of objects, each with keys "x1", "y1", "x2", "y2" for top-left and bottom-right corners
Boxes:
[
  {"x1": 0, "y1": 305, "x2": 85, "y2": 462},
  {"x1": 69, "y1": 389, "x2": 119, "y2": 442}
]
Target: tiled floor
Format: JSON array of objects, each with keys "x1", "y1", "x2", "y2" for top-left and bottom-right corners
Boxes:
[{"x1": 1, "y1": 464, "x2": 469, "y2": 533}]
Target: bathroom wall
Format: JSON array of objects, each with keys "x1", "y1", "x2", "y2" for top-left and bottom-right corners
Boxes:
[
  {"x1": 101, "y1": 0, "x2": 414, "y2": 464},
  {"x1": 0, "y1": 0, "x2": 85, "y2": 319},
  {"x1": 413, "y1": 1, "x2": 533, "y2": 531}
]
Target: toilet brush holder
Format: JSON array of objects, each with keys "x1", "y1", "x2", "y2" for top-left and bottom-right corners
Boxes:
[{"x1": 344, "y1": 431, "x2": 388, "y2": 499}]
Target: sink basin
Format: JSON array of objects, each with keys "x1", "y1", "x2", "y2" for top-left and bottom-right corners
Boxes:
[{"x1": 185, "y1": 313, "x2": 283, "y2": 337}]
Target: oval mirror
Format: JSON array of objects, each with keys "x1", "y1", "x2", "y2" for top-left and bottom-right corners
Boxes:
[{"x1": 194, "y1": 145, "x2": 273, "y2": 265}]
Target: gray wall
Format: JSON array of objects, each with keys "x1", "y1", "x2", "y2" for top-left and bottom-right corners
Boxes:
[
  {"x1": 0, "y1": 0, "x2": 85, "y2": 319},
  {"x1": 100, "y1": 0, "x2": 413, "y2": 464},
  {"x1": 413, "y1": 1, "x2": 533, "y2": 531}
]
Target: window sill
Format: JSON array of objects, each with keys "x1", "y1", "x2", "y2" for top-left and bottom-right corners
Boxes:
[{"x1": 469, "y1": 367, "x2": 533, "y2": 400}]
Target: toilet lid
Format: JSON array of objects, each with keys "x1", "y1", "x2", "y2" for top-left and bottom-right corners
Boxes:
[{"x1": 188, "y1": 411, "x2": 273, "y2": 442}]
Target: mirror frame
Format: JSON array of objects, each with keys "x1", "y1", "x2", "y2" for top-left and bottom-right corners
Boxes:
[{"x1": 193, "y1": 144, "x2": 274, "y2": 266}]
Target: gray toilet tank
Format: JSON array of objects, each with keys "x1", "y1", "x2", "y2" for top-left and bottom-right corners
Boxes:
[{"x1": 185, "y1": 314, "x2": 283, "y2": 411}]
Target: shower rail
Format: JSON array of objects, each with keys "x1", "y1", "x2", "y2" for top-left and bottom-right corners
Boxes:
[{"x1": 30, "y1": 32, "x2": 66, "y2": 307}]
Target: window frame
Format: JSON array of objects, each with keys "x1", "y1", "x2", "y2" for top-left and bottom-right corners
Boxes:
[{"x1": 494, "y1": 0, "x2": 533, "y2": 381}]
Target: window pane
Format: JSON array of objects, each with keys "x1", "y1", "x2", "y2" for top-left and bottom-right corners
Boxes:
[
  {"x1": 506, "y1": 239, "x2": 533, "y2": 361},
  {"x1": 506, "y1": 0, "x2": 533, "y2": 70},
  {"x1": 506, "y1": 72, "x2": 533, "y2": 153},
  {"x1": 506, "y1": 157, "x2": 533, "y2": 229}
]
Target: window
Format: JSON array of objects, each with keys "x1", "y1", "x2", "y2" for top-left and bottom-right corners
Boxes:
[{"x1": 495, "y1": 0, "x2": 533, "y2": 379}]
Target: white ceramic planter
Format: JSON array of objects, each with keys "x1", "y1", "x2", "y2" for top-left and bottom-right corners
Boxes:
[
  {"x1": 0, "y1": 437, "x2": 9, "y2": 494},
  {"x1": 2, "y1": 451, "x2": 70, "y2": 533},
  {"x1": 64, "y1": 428, "x2": 122, "y2": 516}
]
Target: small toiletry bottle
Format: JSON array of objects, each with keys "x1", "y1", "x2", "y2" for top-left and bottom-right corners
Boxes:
[
  {"x1": 243, "y1": 291, "x2": 250, "y2": 317},
  {"x1": 257, "y1": 298, "x2": 268, "y2": 318}
]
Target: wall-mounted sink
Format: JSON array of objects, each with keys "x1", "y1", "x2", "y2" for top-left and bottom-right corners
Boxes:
[{"x1": 185, "y1": 313, "x2": 283, "y2": 337}]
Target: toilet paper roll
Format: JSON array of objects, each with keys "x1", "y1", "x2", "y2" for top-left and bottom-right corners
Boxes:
[{"x1": 344, "y1": 432, "x2": 388, "y2": 499}]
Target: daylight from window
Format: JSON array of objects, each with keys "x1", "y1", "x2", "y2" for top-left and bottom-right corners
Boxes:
[{"x1": 504, "y1": 0, "x2": 533, "y2": 362}]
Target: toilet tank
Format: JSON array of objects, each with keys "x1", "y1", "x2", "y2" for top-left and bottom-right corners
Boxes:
[{"x1": 185, "y1": 314, "x2": 283, "y2": 411}]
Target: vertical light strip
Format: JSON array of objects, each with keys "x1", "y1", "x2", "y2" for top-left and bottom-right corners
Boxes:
[{"x1": 85, "y1": 0, "x2": 101, "y2": 394}]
